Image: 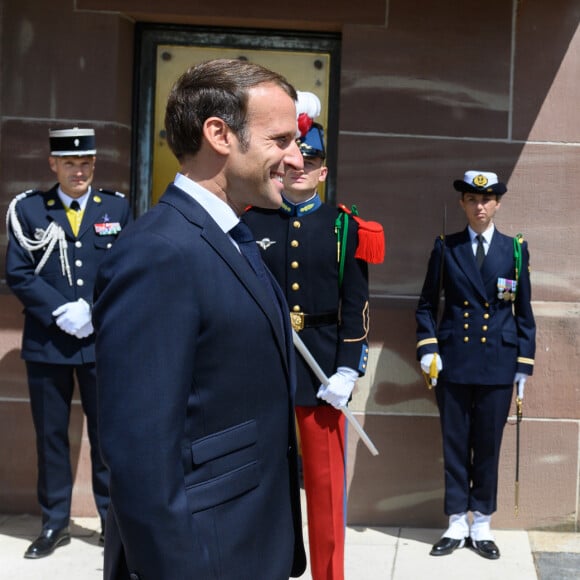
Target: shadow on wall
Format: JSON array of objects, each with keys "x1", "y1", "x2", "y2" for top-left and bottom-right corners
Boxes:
[
  {"x1": 0, "y1": 348, "x2": 85, "y2": 515},
  {"x1": 347, "y1": 300, "x2": 448, "y2": 529}
]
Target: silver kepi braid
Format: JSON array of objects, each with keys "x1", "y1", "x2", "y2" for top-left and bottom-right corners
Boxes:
[{"x1": 6, "y1": 194, "x2": 73, "y2": 286}]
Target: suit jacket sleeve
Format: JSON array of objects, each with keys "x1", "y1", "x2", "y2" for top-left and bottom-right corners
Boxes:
[
  {"x1": 514, "y1": 240, "x2": 536, "y2": 375},
  {"x1": 415, "y1": 236, "x2": 443, "y2": 359},
  {"x1": 93, "y1": 231, "x2": 199, "y2": 577}
]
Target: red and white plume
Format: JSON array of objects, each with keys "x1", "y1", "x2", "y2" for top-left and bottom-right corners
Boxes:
[{"x1": 296, "y1": 91, "x2": 321, "y2": 138}]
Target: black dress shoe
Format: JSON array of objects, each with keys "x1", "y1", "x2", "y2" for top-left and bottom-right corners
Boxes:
[
  {"x1": 471, "y1": 539, "x2": 501, "y2": 560},
  {"x1": 24, "y1": 527, "x2": 71, "y2": 559},
  {"x1": 430, "y1": 536, "x2": 466, "y2": 556}
]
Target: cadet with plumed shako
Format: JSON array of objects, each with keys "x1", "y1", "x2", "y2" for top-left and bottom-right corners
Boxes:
[
  {"x1": 5, "y1": 127, "x2": 132, "y2": 559},
  {"x1": 244, "y1": 92, "x2": 384, "y2": 580},
  {"x1": 415, "y1": 170, "x2": 535, "y2": 560}
]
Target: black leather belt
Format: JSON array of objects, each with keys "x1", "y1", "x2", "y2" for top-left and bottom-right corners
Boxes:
[{"x1": 290, "y1": 311, "x2": 338, "y2": 331}]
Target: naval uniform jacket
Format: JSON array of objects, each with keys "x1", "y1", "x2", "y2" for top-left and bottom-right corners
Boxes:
[
  {"x1": 416, "y1": 227, "x2": 535, "y2": 384},
  {"x1": 5, "y1": 184, "x2": 132, "y2": 365},
  {"x1": 93, "y1": 184, "x2": 306, "y2": 580},
  {"x1": 243, "y1": 196, "x2": 370, "y2": 406}
]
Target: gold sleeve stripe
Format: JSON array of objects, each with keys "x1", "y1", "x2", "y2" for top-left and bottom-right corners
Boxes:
[
  {"x1": 344, "y1": 301, "x2": 370, "y2": 343},
  {"x1": 517, "y1": 357, "x2": 534, "y2": 366},
  {"x1": 417, "y1": 338, "x2": 438, "y2": 348}
]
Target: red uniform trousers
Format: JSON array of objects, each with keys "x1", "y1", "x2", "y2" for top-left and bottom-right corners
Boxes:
[{"x1": 296, "y1": 405, "x2": 346, "y2": 580}]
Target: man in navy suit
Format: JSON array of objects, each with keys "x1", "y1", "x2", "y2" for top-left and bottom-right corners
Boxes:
[
  {"x1": 5, "y1": 127, "x2": 132, "y2": 558},
  {"x1": 93, "y1": 59, "x2": 307, "y2": 580},
  {"x1": 416, "y1": 170, "x2": 535, "y2": 560}
]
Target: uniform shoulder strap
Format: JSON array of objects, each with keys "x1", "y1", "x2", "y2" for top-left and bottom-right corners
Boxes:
[
  {"x1": 513, "y1": 233, "x2": 524, "y2": 286},
  {"x1": 98, "y1": 188, "x2": 126, "y2": 198}
]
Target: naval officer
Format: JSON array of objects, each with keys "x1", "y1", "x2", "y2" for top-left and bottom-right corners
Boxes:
[{"x1": 415, "y1": 170, "x2": 535, "y2": 560}]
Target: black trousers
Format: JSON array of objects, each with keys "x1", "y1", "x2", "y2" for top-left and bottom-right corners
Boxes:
[
  {"x1": 26, "y1": 361, "x2": 109, "y2": 529},
  {"x1": 435, "y1": 381, "x2": 513, "y2": 516}
]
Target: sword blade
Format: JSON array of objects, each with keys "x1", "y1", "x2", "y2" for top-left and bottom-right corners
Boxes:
[
  {"x1": 292, "y1": 329, "x2": 379, "y2": 456},
  {"x1": 515, "y1": 396, "x2": 523, "y2": 516}
]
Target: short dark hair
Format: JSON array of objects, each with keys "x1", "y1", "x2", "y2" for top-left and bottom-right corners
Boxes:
[{"x1": 165, "y1": 58, "x2": 297, "y2": 161}]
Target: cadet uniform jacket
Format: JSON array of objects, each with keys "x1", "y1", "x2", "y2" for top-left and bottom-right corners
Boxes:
[
  {"x1": 244, "y1": 198, "x2": 370, "y2": 406},
  {"x1": 416, "y1": 227, "x2": 535, "y2": 385},
  {"x1": 5, "y1": 184, "x2": 132, "y2": 365}
]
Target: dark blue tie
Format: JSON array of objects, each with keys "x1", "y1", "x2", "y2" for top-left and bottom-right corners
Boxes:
[
  {"x1": 476, "y1": 234, "x2": 485, "y2": 270},
  {"x1": 230, "y1": 221, "x2": 281, "y2": 309}
]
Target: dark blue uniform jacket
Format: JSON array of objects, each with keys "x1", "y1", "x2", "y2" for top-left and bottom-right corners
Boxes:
[{"x1": 416, "y1": 227, "x2": 535, "y2": 385}]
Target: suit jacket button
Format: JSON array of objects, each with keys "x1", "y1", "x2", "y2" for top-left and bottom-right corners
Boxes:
[
  {"x1": 481, "y1": 337, "x2": 487, "y2": 343},
  {"x1": 464, "y1": 336, "x2": 469, "y2": 343}
]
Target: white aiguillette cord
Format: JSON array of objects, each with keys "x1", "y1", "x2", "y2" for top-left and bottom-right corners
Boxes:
[{"x1": 6, "y1": 192, "x2": 73, "y2": 286}]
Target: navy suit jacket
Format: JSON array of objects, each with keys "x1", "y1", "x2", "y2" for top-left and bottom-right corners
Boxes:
[
  {"x1": 5, "y1": 185, "x2": 131, "y2": 364},
  {"x1": 93, "y1": 184, "x2": 306, "y2": 580},
  {"x1": 416, "y1": 227, "x2": 536, "y2": 385}
]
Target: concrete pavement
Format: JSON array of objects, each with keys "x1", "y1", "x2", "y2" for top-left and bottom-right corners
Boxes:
[{"x1": 2, "y1": 511, "x2": 579, "y2": 579}]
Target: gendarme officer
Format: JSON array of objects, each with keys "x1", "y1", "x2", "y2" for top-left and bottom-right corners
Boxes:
[
  {"x1": 415, "y1": 170, "x2": 535, "y2": 560},
  {"x1": 5, "y1": 127, "x2": 132, "y2": 558}
]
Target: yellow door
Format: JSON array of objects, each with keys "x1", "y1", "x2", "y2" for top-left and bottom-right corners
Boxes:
[{"x1": 151, "y1": 45, "x2": 332, "y2": 205}]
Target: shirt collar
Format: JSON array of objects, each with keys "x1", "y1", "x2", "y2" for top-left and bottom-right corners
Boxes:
[
  {"x1": 468, "y1": 224, "x2": 495, "y2": 245},
  {"x1": 174, "y1": 173, "x2": 239, "y2": 234},
  {"x1": 57, "y1": 187, "x2": 91, "y2": 210}
]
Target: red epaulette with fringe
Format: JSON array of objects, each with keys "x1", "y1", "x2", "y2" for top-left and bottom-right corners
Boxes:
[{"x1": 338, "y1": 204, "x2": 385, "y2": 264}]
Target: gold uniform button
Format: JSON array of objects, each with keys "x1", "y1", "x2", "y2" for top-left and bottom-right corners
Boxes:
[
  {"x1": 463, "y1": 300, "x2": 469, "y2": 306},
  {"x1": 482, "y1": 325, "x2": 488, "y2": 331},
  {"x1": 291, "y1": 240, "x2": 299, "y2": 248},
  {"x1": 484, "y1": 302, "x2": 490, "y2": 308},
  {"x1": 292, "y1": 305, "x2": 301, "y2": 312},
  {"x1": 483, "y1": 313, "x2": 490, "y2": 319},
  {"x1": 464, "y1": 336, "x2": 469, "y2": 343},
  {"x1": 464, "y1": 323, "x2": 469, "y2": 330},
  {"x1": 463, "y1": 312, "x2": 469, "y2": 318},
  {"x1": 481, "y1": 337, "x2": 487, "y2": 343},
  {"x1": 291, "y1": 283, "x2": 300, "y2": 291},
  {"x1": 291, "y1": 261, "x2": 299, "y2": 269},
  {"x1": 293, "y1": 220, "x2": 301, "y2": 229}
]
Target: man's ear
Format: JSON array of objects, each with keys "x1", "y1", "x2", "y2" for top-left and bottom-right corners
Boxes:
[
  {"x1": 202, "y1": 117, "x2": 231, "y2": 155},
  {"x1": 318, "y1": 165, "x2": 329, "y2": 184},
  {"x1": 48, "y1": 156, "x2": 58, "y2": 174}
]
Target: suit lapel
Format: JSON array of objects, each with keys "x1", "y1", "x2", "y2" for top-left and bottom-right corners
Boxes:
[
  {"x1": 481, "y1": 229, "x2": 511, "y2": 291},
  {"x1": 45, "y1": 188, "x2": 75, "y2": 238},
  {"x1": 450, "y1": 230, "x2": 487, "y2": 301},
  {"x1": 161, "y1": 186, "x2": 290, "y2": 374},
  {"x1": 77, "y1": 192, "x2": 105, "y2": 238}
]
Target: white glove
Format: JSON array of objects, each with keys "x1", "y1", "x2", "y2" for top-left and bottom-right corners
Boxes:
[
  {"x1": 420, "y1": 353, "x2": 443, "y2": 386},
  {"x1": 52, "y1": 298, "x2": 92, "y2": 336},
  {"x1": 316, "y1": 366, "x2": 359, "y2": 409},
  {"x1": 514, "y1": 372, "x2": 528, "y2": 400},
  {"x1": 74, "y1": 320, "x2": 94, "y2": 339}
]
